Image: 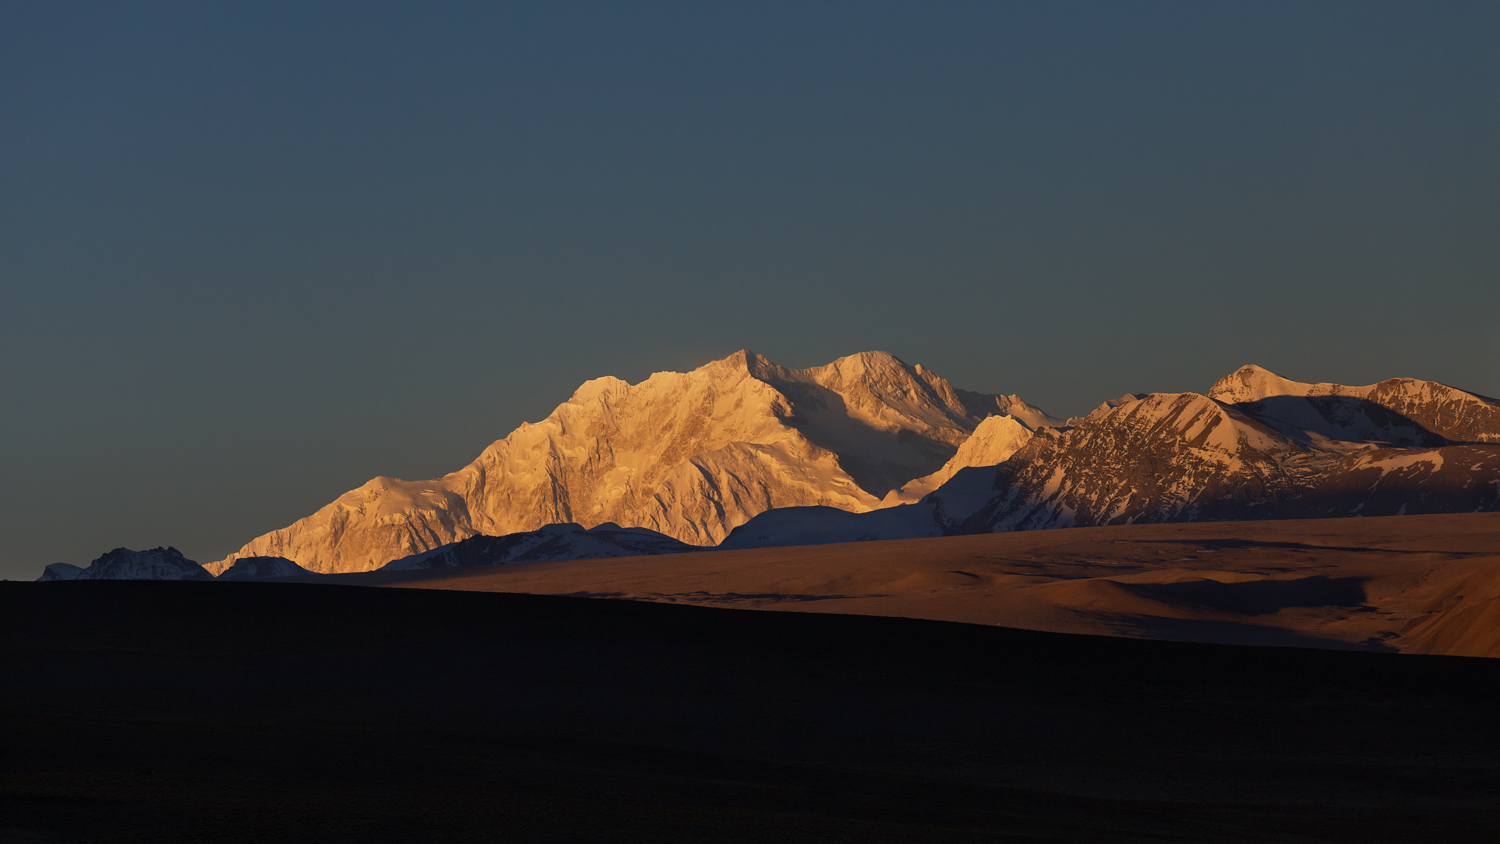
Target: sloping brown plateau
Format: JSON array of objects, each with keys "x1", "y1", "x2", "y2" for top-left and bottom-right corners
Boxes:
[{"x1": 329, "y1": 512, "x2": 1500, "y2": 658}]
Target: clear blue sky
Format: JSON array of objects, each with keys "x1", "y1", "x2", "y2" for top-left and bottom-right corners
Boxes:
[{"x1": 3, "y1": 1, "x2": 1497, "y2": 578}]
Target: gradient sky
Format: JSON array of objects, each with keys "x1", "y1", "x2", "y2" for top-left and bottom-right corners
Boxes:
[{"x1": 3, "y1": 1, "x2": 1497, "y2": 579}]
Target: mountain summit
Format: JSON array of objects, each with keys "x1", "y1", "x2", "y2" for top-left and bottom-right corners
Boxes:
[{"x1": 210, "y1": 351, "x2": 1059, "y2": 574}]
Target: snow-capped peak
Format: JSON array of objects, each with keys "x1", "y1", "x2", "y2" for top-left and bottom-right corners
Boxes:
[{"x1": 209, "y1": 350, "x2": 1060, "y2": 575}]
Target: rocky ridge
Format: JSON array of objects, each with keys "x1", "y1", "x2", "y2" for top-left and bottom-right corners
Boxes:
[{"x1": 728, "y1": 367, "x2": 1500, "y2": 549}]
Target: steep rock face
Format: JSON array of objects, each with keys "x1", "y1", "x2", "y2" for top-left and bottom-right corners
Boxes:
[
  {"x1": 74, "y1": 547, "x2": 213, "y2": 581},
  {"x1": 882, "y1": 414, "x2": 1034, "y2": 505},
  {"x1": 1209, "y1": 365, "x2": 1500, "y2": 446},
  {"x1": 212, "y1": 350, "x2": 1053, "y2": 574},
  {"x1": 217, "y1": 556, "x2": 314, "y2": 579},
  {"x1": 382, "y1": 523, "x2": 692, "y2": 570}
]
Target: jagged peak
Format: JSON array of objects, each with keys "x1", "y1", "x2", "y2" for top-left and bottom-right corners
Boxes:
[
  {"x1": 1073, "y1": 391, "x2": 1216, "y2": 432},
  {"x1": 971, "y1": 413, "x2": 1033, "y2": 436},
  {"x1": 568, "y1": 375, "x2": 631, "y2": 404},
  {"x1": 717, "y1": 348, "x2": 754, "y2": 369},
  {"x1": 792, "y1": 351, "x2": 945, "y2": 393},
  {"x1": 823, "y1": 349, "x2": 909, "y2": 373},
  {"x1": 732, "y1": 349, "x2": 781, "y2": 379}
]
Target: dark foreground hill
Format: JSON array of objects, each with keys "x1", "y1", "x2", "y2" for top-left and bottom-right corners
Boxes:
[{"x1": 5, "y1": 581, "x2": 1500, "y2": 843}]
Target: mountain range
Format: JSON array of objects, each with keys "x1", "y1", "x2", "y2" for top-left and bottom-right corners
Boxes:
[
  {"x1": 726, "y1": 364, "x2": 1500, "y2": 548},
  {"x1": 205, "y1": 350, "x2": 1060, "y2": 575},
  {"x1": 34, "y1": 352, "x2": 1500, "y2": 580}
]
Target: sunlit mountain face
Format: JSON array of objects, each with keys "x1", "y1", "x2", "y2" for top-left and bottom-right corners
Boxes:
[{"x1": 207, "y1": 350, "x2": 1062, "y2": 575}]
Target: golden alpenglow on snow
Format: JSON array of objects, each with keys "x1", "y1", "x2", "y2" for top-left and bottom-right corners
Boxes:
[
  {"x1": 209, "y1": 351, "x2": 1061, "y2": 574},
  {"x1": 880, "y1": 414, "x2": 1036, "y2": 506}
]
